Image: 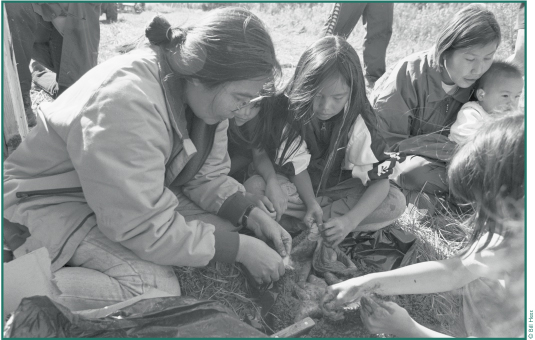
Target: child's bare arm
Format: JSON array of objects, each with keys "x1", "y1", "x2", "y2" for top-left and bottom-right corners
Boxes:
[
  {"x1": 324, "y1": 257, "x2": 479, "y2": 309},
  {"x1": 290, "y1": 170, "x2": 323, "y2": 227},
  {"x1": 252, "y1": 148, "x2": 288, "y2": 220}
]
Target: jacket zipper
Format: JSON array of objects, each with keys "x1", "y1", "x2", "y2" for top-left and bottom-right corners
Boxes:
[{"x1": 16, "y1": 187, "x2": 83, "y2": 199}]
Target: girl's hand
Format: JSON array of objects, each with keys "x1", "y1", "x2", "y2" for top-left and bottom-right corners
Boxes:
[
  {"x1": 246, "y1": 207, "x2": 293, "y2": 258},
  {"x1": 245, "y1": 192, "x2": 277, "y2": 220},
  {"x1": 321, "y1": 215, "x2": 353, "y2": 247},
  {"x1": 322, "y1": 276, "x2": 376, "y2": 310},
  {"x1": 303, "y1": 200, "x2": 323, "y2": 228},
  {"x1": 265, "y1": 177, "x2": 288, "y2": 221},
  {"x1": 360, "y1": 296, "x2": 416, "y2": 337}
]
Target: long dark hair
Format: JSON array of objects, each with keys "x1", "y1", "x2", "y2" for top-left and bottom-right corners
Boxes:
[
  {"x1": 285, "y1": 35, "x2": 376, "y2": 192},
  {"x1": 434, "y1": 4, "x2": 501, "y2": 71},
  {"x1": 449, "y1": 113, "x2": 524, "y2": 254}
]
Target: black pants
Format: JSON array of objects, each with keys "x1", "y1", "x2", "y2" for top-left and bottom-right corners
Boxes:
[{"x1": 5, "y1": 3, "x2": 63, "y2": 100}]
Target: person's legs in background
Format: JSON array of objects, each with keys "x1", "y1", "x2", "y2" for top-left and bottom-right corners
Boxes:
[
  {"x1": 361, "y1": 3, "x2": 394, "y2": 89},
  {"x1": 321, "y1": 2, "x2": 365, "y2": 37},
  {"x1": 506, "y1": 3, "x2": 524, "y2": 76},
  {"x1": 30, "y1": 24, "x2": 65, "y2": 99},
  {"x1": 5, "y1": 3, "x2": 55, "y2": 127}
]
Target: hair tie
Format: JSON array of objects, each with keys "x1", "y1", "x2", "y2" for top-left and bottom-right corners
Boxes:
[{"x1": 166, "y1": 27, "x2": 173, "y2": 42}]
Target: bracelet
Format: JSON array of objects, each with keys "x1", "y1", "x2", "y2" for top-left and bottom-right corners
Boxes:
[{"x1": 240, "y1": 204, "x2": 255, "y2": 229}]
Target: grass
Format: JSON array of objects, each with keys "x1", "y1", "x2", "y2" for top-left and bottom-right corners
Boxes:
[{"x1": 26, "y1": 2, "x2": 520, "y2": 337}]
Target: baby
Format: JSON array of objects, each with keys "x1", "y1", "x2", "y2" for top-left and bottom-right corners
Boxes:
[{"x1": 449, "y1": 61, "x2": 523, "y2": 145}]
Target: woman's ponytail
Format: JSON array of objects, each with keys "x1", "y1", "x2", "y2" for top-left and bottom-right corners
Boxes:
[
  {"x1": 145, "y1": 15, "x2": 172, "y2": 45},
  {"x1": 145, "y1": 15, "x2": 187, "y2": 46}
]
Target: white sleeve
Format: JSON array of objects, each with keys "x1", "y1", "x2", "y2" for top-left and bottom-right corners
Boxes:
[
  {"x1": 275, "y1": 126, "x2": 311, "y2": 175},
  {"x1": 343, "y1": 115, "x2": 380, "y2": 185},
  {"x1": 449, "y1": 104, "x2": 486, "y2": 145}
]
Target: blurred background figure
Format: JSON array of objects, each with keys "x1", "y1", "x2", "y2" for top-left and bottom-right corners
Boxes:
[
  {"x1": 321, "y1": 3, "x2": 394, "y2": 90},
  {"x1": 5, "y1": 3, "x2": 101, "y2": 127},
  {"x1": 506, "y1": 3, "x2": 524, "y2": 75}
]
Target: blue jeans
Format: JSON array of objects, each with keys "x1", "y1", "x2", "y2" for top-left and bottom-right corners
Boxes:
[
  {"x1": 53, "y1": 189, "x2": 235, "y2": 312},
  {"x1": 54, "y1": 226, "x2": 181, "y2": 311}
]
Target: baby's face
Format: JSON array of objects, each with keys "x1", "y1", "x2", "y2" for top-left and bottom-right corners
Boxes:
[{"x1": 479, "y1": 76, "x2": 524, "y2": 114}]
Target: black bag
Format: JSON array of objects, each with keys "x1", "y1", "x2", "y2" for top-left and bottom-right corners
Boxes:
[
  {"x1": 340, "y1": 227, "x2": 418, "y2": 271},
  {"x1": 4, "y1": 295, "x2": 265, "y2": 338}
]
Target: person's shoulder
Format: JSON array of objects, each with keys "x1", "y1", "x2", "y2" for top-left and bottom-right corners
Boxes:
[
  {"x1": 460, "y1": 101, "x2": 486, "y2": 115},
  {"x1": 402, "y1": 49, "x2": 436, "y2": 76},
  {"x1": 381, "y1": 49, "x2": 435, "y2": 84},
  {"x1": 460, "y1": 232, "x2": 512, "y2": 281}
]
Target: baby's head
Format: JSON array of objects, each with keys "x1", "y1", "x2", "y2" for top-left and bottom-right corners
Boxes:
[{"x1": 476, "y1": 61, "x2": 523, "y2": 114}]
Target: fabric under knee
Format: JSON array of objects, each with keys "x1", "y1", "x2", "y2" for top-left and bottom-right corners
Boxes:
[
  {"x1": 63, "y1": 227, "x2": 180, "y2": 307},
  {"x1": 397, "y1": 160, "x2": 448, "y2": 194},
  {"x1": 243, "y1": 175, "x2": 267, "y2": 196}
]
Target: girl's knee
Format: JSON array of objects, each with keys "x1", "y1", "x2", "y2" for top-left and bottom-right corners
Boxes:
[
  {"x1": 243, "y1": 175, "x2": 266, "y2": 195},
  {"x1": 381, "y1": 185, "x2": 406, "y2": 220}
]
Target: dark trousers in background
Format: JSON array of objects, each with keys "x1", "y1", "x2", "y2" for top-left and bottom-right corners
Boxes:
[
  {"x1": 322, "y1": 2, "x2": 394, "y2": 83},
  {"x1": 5, "y1": 3, "x2": 64, "y2": 101}
]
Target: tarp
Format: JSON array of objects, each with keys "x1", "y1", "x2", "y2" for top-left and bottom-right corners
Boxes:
[{"x1": 4, "y1": 295, "x2": 265, "y2": 338}]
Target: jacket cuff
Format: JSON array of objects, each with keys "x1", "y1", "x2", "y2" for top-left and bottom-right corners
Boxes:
[
  {"x1": 212, "y1": 229, "x2": 239, "y2": 263},
  {"x1": 217, "y1": 192, "x2": 254, "y2": 227}
]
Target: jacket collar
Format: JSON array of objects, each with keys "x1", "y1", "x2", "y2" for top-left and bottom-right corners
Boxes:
[
  {"x1": 425, "y1": 49, "x2": 475, "y2": 104},
  {"x1": 155, "y1": 47, "x2": 197, "y2": 157}
]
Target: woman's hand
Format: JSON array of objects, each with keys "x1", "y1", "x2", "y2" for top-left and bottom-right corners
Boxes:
[
  {"x1": 265, "y1": 177, "x2": 288, "y2": 221},
  {"x1": 303, "y1": 200, "x2": 323, "y2": 228},
  {"x1": 322, "y1": 276, "x2": 377, "y2": 310},
  {"x1": 360, "y1": 296, "x2": 417, "y2": 337},
  {"x1": 247, "y1": 207, "x2": 292, "y2": 258},
  {"x1": 321, "y1": 215, "x2": 354, "y2": 247},
  {"x1": 244, "y1": 192, "x2": 277, "y2": 220},
  {"x1": 236, "y1": 234, "x2": 285, "y2": 285}
]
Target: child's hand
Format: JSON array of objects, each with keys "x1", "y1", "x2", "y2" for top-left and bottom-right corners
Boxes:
[
  {"x1": 360, "y1": 296, "x2": 415, "y2": 337},
  {"x1": 265, "y1": 177, "x2": 288, "y2": 221},
  {"x1": 322, "y1": 276, "x2": 374, "y2": 310},
  {"x1": 321, "y1": 216, "x2": 353, "y2": 247},
  {"x1": 245, "y1": 193, "x2": 277, "y2": 220},
  {"x1": 303, "y1": 200, "x2": 323, "y2": 229}
]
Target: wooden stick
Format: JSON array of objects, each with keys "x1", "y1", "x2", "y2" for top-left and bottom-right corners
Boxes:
[{"x1": 270, "y1": 317, "x2": 315, "y2": 338}]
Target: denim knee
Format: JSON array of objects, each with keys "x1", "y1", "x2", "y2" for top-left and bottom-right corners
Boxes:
[{"x1": 117, "y1": 262, "x2": 181, "y2": 297}]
